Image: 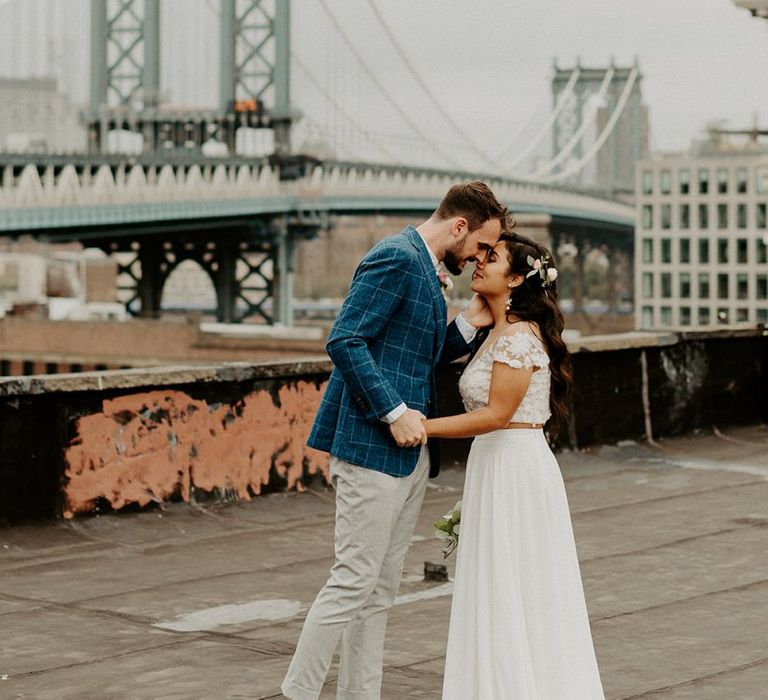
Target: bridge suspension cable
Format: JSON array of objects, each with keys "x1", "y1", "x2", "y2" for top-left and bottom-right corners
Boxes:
[
  {"x1": 533, "y1": 65, "x2": 638, "y2": 184},
  {"x1": 314, "y1": 0, "x2": 465, "y2": 170},
  {"x1": 533, "y1": 66, "x2": 615, "y2": 177},
  {"x1": 291, "y1": 52, "x2": 401, "y2": 163},
  {"x1": 502, "y1": 67, "x2": 581, "y2": 172},
  {"x1": 362, "y1": 0, "x2": 500, "y2": 172}
]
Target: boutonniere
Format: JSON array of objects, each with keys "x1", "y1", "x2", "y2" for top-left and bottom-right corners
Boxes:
[{"x1": 437, "y1": 268, "x2": 454, "y2": 298}]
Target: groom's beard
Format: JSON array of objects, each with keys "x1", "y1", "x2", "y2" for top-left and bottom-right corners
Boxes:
[{"x1": 443, "y1": 248, "x2": 464, "y2": 276}]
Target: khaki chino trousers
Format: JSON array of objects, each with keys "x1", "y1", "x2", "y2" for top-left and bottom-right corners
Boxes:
[{"x1": 281, "y1": 446, "x2": 430, "y2": 700}]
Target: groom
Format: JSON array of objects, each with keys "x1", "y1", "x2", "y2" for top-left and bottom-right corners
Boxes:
[{"x1": 281, "y1": 181, "x2": 507, "y2": 700}]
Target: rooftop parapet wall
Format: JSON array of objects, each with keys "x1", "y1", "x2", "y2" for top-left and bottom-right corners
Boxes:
[{"x1": 0, "y1": 330, "x2": 765, "y2": 522}]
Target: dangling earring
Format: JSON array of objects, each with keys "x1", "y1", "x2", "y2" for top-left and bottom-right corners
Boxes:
[{"x1": 505, "y1": 284, "x2": 513, "y2": 313}]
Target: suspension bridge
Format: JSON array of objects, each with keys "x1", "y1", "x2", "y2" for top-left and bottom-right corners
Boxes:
[{"x1": 0, "y1": 0, "x2": 641, "y2": 323}]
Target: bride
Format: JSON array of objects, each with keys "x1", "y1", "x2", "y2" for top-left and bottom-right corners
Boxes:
[{"x1": 423, "y1": 233, "x2": 605, "y2": 699}]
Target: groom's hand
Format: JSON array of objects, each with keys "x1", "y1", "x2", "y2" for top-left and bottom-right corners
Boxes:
[
  {"x1": 462, "y1": 293, "x2": 494, "y2": 328},
  {"x1": 390, "y1": 409, "x2": 428, "y2": 448}
]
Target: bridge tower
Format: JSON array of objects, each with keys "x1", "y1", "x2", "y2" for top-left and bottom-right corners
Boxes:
[
  {"x1": 89, "y1": 0, "x2": 160, "y2": 153},
  {"x1": 88, "y1": 0, "x2": 310, "y2": 325},
  {"x1": 219, "y1": 0, "x2": 294, "y2": 156},
  {"x1": 551, "y1": 60, "x2": 647, "y2": 195},
  {"x1": 89, "y1": 0, "x2": 295, "y2": 158}
]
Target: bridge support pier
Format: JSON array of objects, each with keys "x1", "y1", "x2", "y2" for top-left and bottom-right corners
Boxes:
[
  {"x1": 273, "y1": 221, "x2": 295, "y2": 326},
  {"x1": 214, "y1": 239, "x2": 239, "y2": 324},
  {"x1": 96, "y1": 213, "x2": 320, "y2": 324},
  {"x1": 572, "y1": 239, "x2": 588, "y2": 315},
  {"x1": 136, "y1": 241, "x2": 164, "y2": 319}
]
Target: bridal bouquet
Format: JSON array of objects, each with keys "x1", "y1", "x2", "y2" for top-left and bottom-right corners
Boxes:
[{"x1": 434, "y1": 500, "x2": 461, "y2": 558}]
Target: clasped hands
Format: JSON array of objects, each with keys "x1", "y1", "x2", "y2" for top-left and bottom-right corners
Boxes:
[{"x1": 389, "y1": 408, "x2": 428, "y2": 448}]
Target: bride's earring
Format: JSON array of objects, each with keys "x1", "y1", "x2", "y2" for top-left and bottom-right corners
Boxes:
[{"x1": 505, "y1": 284, "x2": 513, "y2": 313}]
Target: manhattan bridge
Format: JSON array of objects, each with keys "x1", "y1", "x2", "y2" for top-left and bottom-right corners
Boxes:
[{"x1": 0, "y1": 0, "x2": 642, "y2": 324}]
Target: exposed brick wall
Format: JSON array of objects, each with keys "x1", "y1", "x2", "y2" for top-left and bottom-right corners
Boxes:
[{"x1": 1, "y1": 331, "x2": 765, "y2": 522}]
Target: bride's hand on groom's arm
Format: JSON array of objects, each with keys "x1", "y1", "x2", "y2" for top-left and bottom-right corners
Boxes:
[
  {"x1": 389, "y1": 408, "x2": 428, "y2": 448},
  {"x1": 462, "y1": 294, "x2": 493, "y2": 329}
]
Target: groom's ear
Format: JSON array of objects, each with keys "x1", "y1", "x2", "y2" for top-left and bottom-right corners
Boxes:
[{"x1": 452, "y1": 216, "x2": 469, "y2": 237}]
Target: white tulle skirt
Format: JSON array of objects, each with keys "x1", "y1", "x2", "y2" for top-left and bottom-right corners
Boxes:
[{"x1": 442, "y1": 429, "x2": 605, "y2": 700}]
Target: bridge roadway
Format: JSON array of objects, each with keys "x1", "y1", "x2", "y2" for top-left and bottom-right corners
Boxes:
[
  {"x1": 0, "y1": 154, "x2": 635, "y2": 323},
  {"x1": 0, "y1": 154, "x2": 633, "y2": 234}
]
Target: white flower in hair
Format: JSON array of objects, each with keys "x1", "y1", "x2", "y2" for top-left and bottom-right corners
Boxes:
[{"x1": 525, "y1": 253, "x2": 558, "y2": 287}]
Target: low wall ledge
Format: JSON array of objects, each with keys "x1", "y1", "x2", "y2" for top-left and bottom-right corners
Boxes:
[
  {"x1": 0, "y1": 357, "x2": 333, "y2": 397},
  {"x1": 567, "y1": 327, "x2": 766, "y2": 353},
  {"x1": 0, "y1": 328, "x2": 765, "y2": 398}
]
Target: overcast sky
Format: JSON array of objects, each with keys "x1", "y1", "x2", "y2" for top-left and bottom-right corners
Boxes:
[{"x1": 0, "y1": 0, "x2": 766, "y2": 170}]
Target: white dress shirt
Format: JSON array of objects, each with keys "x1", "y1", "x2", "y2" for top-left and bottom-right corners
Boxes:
[{"x1": 381, "y1": 230, "x2": 478, "y2": 424}]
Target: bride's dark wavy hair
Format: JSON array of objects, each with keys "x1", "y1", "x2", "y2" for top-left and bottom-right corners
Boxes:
[{"x1": 479, "y1": 232, "x2": 573, "y2": 439}]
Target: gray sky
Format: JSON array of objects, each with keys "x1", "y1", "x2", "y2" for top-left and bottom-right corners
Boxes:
[{"x1": 0, "y1": 0, "x2": 766, "y2": 171}]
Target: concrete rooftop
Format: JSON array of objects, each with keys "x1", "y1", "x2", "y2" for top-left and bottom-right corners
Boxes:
[{"x1": 2, "y1": 425, "x2": 768, "y2": 699}]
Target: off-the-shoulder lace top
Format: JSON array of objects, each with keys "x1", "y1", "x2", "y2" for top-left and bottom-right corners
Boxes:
[{"x1": 458, "y1": 330, "x2": 551, "y2": 424}]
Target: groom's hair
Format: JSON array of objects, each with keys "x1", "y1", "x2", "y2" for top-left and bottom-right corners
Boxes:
[{"x1": 435, "y1": 181, "x2": 508, "y2": 232}]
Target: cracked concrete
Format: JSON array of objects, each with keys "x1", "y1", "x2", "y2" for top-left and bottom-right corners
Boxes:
[{"x1": 2, "y1": 425, "x2": 768, "y2": 699}]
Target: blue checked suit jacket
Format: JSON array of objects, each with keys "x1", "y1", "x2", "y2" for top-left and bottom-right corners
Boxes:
[{"x1": 307, "y1": 225, "x2": 473, "y2": 478}]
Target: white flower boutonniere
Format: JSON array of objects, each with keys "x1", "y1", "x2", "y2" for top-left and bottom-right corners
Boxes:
[{"x1": 437, "y1": 268, "x2": 454, "y2": 299}]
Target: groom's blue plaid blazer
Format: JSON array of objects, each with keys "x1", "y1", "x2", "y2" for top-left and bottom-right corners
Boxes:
[{"x1": 307, "y1": 226, "x2": 472, "y2": 478}]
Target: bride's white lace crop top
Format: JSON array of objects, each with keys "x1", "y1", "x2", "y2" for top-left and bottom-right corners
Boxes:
[{"x1": 458, "y1": 330, "x2": 551, "y2": 424}]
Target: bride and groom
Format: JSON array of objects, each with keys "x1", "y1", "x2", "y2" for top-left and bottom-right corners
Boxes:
[{"x1": 281, "y1": 182, "x2": 604, "y2": 699}]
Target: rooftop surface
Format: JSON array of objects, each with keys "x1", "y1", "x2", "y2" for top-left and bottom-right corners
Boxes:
[{"x1": 2, "y1": 424, "x2": 768, "y2": 699}]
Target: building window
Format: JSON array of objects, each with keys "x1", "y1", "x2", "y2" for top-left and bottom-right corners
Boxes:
[
  {"x1": 736, "y1": 167, "x2": 747, "y2": 194},
  {"x1": 737, "y1": 203, "x2": 747, "y2": 229},
  {"x1": 758, "y1": 238, "x2": 768, "y2": 264},
  {"x1": 698, "y1": 168, "x2": 709, "y2": 194},
  {"x1": 717, "y1": 168, "x2": 728, "y2": 194},
  {"x1": 660, "y1": 306, "x2": 673, "y2": 326},
  {"x1": 698, "y1": 273, "x2": 710, "y2": 299},
  {"x1": 661, "y1": 204, "x2": 672, "y2": 229},
  {"x1": 679, "y1": 168, "x2": 690, "y2": 194},
  {"x1": 660, "y1": 170, "x2": 671, "y2": 194},
  {"x1": 737, "y1": 238, "x2": 748, "y2": 264},
  {"x1": 737, "y1": 273, "x2": 748, "y2": 299},
  {"x1": 680, "y1": 272, "x2": 691, "y2": 298},
  {"x1": 642, "y1": 306, "x2": 654, "y2": 327},
  {"x1": 698, "y1": 238, "x2": 710, "y2": 263},
  {"x1": 680, "y1": 204, "x2": 690, "y2": 229},
  {"x1": 736, "y1": 308, "x2": 749, "y2": 323},
  {"x1": 698, "y1": 204, "x2": 709, "y2": 229},
  {"x1": 757, "y1": 203, "x2": 767, "y2": 229},
  {"x1": 717, "y1": 273, "x2": 729, "y2": 299},
  {"x1": 717, "y1": 204, "x2": 728, "y2": 229},
  {"x1": 679, "y1": 238, "x2": 690, "y2": 263},
  {"x1": 22, "y1": 361, "x2": 35, "y2": 376},
  {"x1": 680, "y1": 306, "x2": 691, "y2": 326},
  {"x1": 45, "y1": 363, "x2": 58, "y2": 375},
  {"x1": 642, "y1": 205, "x2": 653, "y2": 229},
  {"x1": 661, "y1": 238, "x2": 672, "y2": 263},
  {"x1": 642, "y1": 170, "x2": 653, "y2": 195},
  {"x1": 756, "y1": 168, "x2": 767, "y2": 194},
  {"x1": 661, "y1": 273, "x2": 672, "y2": 298},
  {"x1": 698, "y1": 307, "x2": 710, "y2": 325},
  {"x1": 758, "y1": 308, "x2": 768, "y2": 324},
  {"x1": 757, "y1": 274, "x2": 767, "y2": 300},
  {"x1": 642, "y1": 273, "x2": 654, "y2": 298},
  {"x1": 717, "y1": 238, "x2": 729, "y2": 264},
  {"x1": 717, "y1": 308, "x2": 730, "y2": 323},
  {"x1": 642, "y1": 238, "x2": 653, "y2": 263}
]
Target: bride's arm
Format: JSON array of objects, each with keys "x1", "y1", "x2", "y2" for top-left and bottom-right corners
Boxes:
[{"x1": 424, "y1": 363, "x2": 534, "y2": 439}]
